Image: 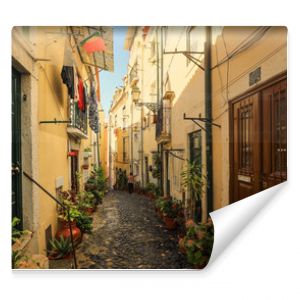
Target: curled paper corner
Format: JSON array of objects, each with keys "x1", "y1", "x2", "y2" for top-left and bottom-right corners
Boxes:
[{"x1": 205, "y1": 182, "x2": 287, "y2": 268}]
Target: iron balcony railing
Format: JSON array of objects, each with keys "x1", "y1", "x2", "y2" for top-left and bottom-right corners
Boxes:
[
  {"x1": 69, "y1": 99, "x2": 87, "y2": 135},
  {"x1": 156, "y1": 104, "x2": 171, "y2": 141},
  {"x1": 23, "y1": 171, "x2": 78, "y2": 269}
]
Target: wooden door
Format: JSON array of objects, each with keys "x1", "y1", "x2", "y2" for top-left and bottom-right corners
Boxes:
[
  {"x1": 70, "y1": 150, "x2": 79, "y2": 192},
  {"x1": 232, "y1": 93, "x2": 261, "y2": 202},
  {"x1": 261, "y1": 79, "x2": 287, "y2": 188},
  {"x1": 231, "y1": 77, "x2": 287, "y2": 203},
  {"x1": 12, "y1": 68, "x2": 23, "y2": 226}
]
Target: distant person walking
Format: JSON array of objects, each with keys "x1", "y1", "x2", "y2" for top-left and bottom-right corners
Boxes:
[{"x1": 128, "y1": 172, "x2": 136, "y2": 194}]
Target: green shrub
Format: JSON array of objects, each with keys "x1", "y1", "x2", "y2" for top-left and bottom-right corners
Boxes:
[
  {"x1": 77, "y1": 191, "x2": 96, "y2": 211},
  {"x1": 76, "y1": 213, "x2": 93, "y2": 233},
  {"x1": 48, "y1": 236, "x2": 72, "y2": 259},
  {"x1": 12, "y1": 217, "x2": 29, "y2": 268},
  {"x1": 183, "y1": 219, "x2": 214, "y2": 268}
]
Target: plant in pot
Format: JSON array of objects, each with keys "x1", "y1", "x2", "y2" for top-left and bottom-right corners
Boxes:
[
  {"x1": 181, "y1": 159, "x2": 206, "y2": 223},
  {"x1": 76, "y1": 212, "x2": 93, "y2": 234},
  {"x1": 56, "y1": 199, "x2": 82, "y2": 245},
  {"x1": 85, "y1": 179, "x2": 101, "y2": 205},
  {"x1": 83, "y1": 147, "x2": 93, "y2": 158},
  {"x1": 154, "y1": 197, "x2": 165, "y2": 219},
  {"x1": 181, "y1": 218, "x2": 214, "y2": 268},
  {"x1": 161, "y1": 199, "x2": 179, "y2": 230},
  {"x1": 48, "y1": 236, "x2": 73, "y2": 260},
  {"x1": 12, "y1": 217, "x2": 31, "y2": 269},
  {"x1": 78, "y1": 191, "x2": 96, "y2": 214},
  {"x1": 145, "y1": 182, "x2": 157, "y2": 199}
]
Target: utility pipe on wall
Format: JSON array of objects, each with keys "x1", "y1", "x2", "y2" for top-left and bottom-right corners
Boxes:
[
  {"x1": 156, "y1": 27, "x2": 161, "y2": 192},
  {"x1": 205, "y1": 26, "x2": 213, "y2": 214},
  {"x1": 160, "y1": 27, "x2": 164, "y2": 196}
]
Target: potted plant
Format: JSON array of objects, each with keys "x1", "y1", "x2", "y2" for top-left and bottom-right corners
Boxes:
[
  {"x1": 78, "y1": 191, "x2": 96, "y2": 214},
  {"x1": 181, "y1": 159, "x2": 206, "y2": 222},
  {"x1": 56, "y1": 206, "x2": 82, "y2": 245},
  {"x1": 83, "y1": 147, "x2": 93, "y2": 158},
  {"x1": 76, "y1": 213, "x2": 93, "y2": 234},
  {"x1": 82, "y1": 163, "x2": 89, "y2": 170},
  {"x1": 56, "y1": 193, "x2": 82, "y2": 245},
  {"x1": 12, "y1": 217, "x2": 31, "y2": 269},
  {"x1": 180, "y1": 218, "x2": 214, "y2": 268},
  {"x1": 145, "y1": 182, "x2": 157, "y2": 199},
  {"x1": 154, "y1": 197, "x2": 165, "y2": 219},
  {"x1": 161, "y1": 199, "x2": 178, "y2": 230},
  {"x1": 48, "y1": 236, "x2": 73, "y2": 260},
  {"x1": 85, "y1": 167, "x2": 107, "y2": 204}
]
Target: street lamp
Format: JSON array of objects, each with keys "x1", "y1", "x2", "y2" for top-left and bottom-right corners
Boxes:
[{"x1": 131, "y1": 86, "x2": 141, "y2": 103}]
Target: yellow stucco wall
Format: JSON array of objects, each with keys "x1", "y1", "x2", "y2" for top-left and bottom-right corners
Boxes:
[
  {"x1": 12, "y1": 26, "x2": 102, "y2": 255},
  {"x1": 211, "y1": 26, "x2": 287, "y2": 209},
  {"x1": 123, "y1": 26, "x2": 287, "y2": 218}
]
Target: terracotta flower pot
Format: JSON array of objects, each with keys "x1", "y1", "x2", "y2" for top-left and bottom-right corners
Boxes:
[
  {"x1": 157, "y1": 209, "x2": 164, "y2": 219},
  {"x1": 56, "y1": 220, "x2": 81, "y2": 246},
  {"x1": 164, "y1": 216, "x2": 177, "y2": 230},
  {"x1": 85, "y1": 207, "x2": 95, "y2": 215}
]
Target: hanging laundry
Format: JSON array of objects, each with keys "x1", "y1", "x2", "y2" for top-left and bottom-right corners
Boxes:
[
  {"x1": 78, "y1": 79, "x2": 85, "y2": 111},
  {"x1": 84, "y1": 83, "x2": 90, "y2": 106},
  {"x1": 88, "y1": 85, "x2": 99, "y2": 133},
  {"x1": 61, "y1": 66, "x2": 74, "y2": 98}
]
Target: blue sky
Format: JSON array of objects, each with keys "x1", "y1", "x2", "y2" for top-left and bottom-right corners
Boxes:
[{"x1": 100, "y1": 27, "x2": 129, "y2": 120}]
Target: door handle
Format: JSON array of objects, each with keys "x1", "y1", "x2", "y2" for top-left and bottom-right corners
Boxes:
[{"x1": 12, "y1": 164, "x2": 20, "y2": 174}]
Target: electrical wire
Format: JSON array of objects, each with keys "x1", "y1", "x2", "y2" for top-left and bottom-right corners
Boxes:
[
  {"x1": 164, "y1": 27, "x2": 187, "y2": 76},
  {"x1": 212, "y1": 42, "x2": 286, "y2": 122},
  {"x1": 214, "y1": 32, "x2": 228, "y2": 108},
  {"x1": 211, "y1": 26, "x2": 271, "y2": 70},
  {"x1": 221, "y1": 30, "x2": 230, "y2": 104},
  {"x1": 214, "y1": 42, "x2": 286, "y2": 97}
]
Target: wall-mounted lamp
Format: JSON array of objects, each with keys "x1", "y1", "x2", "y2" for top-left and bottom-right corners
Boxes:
[{"x1": 131, "y1": 86, "x2": 141, "y2": 103}]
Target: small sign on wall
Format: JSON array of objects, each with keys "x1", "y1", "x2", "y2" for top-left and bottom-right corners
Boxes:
[
  {"x1": 249, "y1": 67, "x2": 261, "y2": 86},
  {"x1": 55, "y1": 176, "x2": 64, "y2": 188}
]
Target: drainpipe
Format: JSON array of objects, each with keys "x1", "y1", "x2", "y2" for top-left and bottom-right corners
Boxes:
[
  {"x1": 140, "y1": 39, "x2": 145, "y2": 188},
  {"x1": 130, "y1": 99, "x2": 133, "y2": 173},
  {"x1": 160, "y1": 27, "x2": 164, "y2": 196},
  {"x1": 96, "y1": 129, "x2": 101, "y2": 168},
  {"x1": 108, "y1": 114, "x2": 112, "y2": 188},
  {"x1": 156, "y1": 27, "x2": 161, "y2": 191},
  {"x1": 205, "y1": 26, "x2": 213, "y2": 215}
]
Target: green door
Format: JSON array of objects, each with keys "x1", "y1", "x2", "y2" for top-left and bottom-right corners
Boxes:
[
  {"x1": 189, "y1": 130, "x2": 201, "y2": 222},
  {"x1": 12, "y1": 68, "x2": 22, "y2": 227}
]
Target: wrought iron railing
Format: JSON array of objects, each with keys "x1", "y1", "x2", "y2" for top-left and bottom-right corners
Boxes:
[
  {"x1": 23, "y1": 171, "x2": 77, "y2": 269},
  {"x1": 69, "y1": 99, "x2": 87, "y2": 135}
]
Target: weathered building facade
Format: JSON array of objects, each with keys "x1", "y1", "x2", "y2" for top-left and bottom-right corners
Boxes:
[
  {"x1": 110, "y1": 26, "x2": 287, "y2": 222},
  {"x1": 12, "y1": 26, "x2": 109, "y2": 258}
]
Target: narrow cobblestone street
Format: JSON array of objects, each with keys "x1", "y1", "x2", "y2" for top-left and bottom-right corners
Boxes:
[{"x1": 76, "y1": 191, "x2": 190, "y2": 269}]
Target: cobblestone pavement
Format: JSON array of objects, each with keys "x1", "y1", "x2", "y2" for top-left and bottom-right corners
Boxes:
[{"x1": 76, "y1": 190, "x2": 190, "y2": 269}]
